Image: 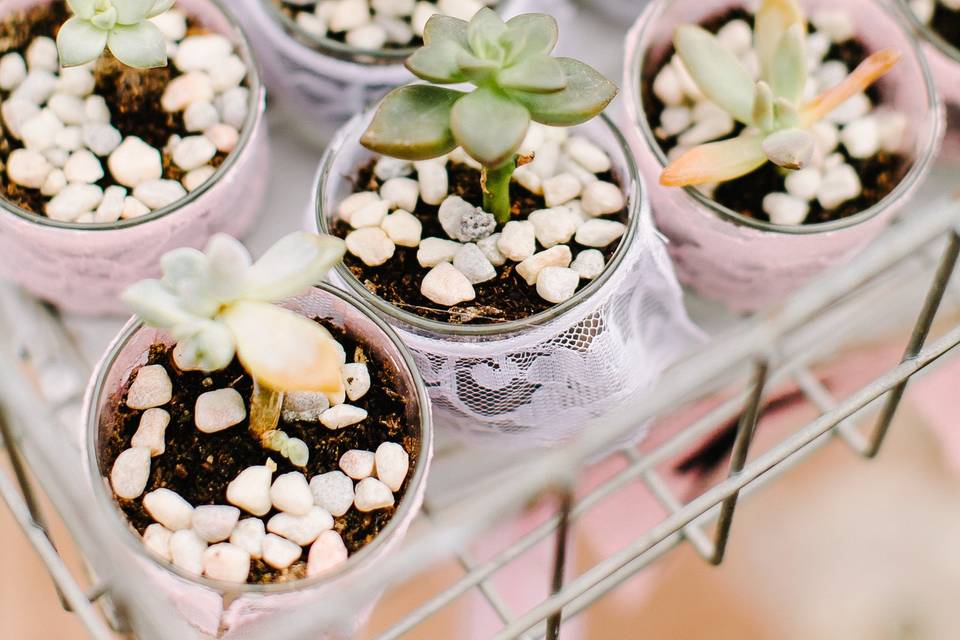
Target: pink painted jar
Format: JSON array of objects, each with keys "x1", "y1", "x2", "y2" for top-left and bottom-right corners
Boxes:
[
  {"x1": 622, "y1": 0, "x2": 944, "y2": 312},
  {"x1": 80, "y1": 285, "x2": 433, "y2": 639},
  {"x1": 896, "y1": 0, "x2": 960, "y2": 106},
  {"x1": 0, "y1": 0, "x2": 270, "y2": 316}
]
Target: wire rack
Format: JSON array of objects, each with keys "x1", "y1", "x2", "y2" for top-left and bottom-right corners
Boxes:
[{"x1": 2, "y1": 179, "x2": 960, "y2": 638}]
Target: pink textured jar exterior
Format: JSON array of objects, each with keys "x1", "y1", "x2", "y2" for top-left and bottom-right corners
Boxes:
[
  {"x1": 80, "y1": 286, "x2": 434, "y2": 638},
  {"x1": 0, "y1": 0, "x2": 269, "y2": 316},
  {"x1": 622, "y1": 0, "x2": 943, "y2": 312}
]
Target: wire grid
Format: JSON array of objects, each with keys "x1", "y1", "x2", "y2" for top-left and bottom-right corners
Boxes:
[{"x1": 1, "y1": 196, "x2": 959, "y2": 639}]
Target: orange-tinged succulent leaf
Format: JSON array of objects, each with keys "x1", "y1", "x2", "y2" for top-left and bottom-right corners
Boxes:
[
  {"x1": 755, "y1": 0, "x2": 805, "y2": 81},
  {"x1": 220, "y1": 301, "x2": 345, "y2": 394},
  {"x1": 660, "y1": 134, "x2": 767, "y2": 187},
  {"x1": 801, "y1": 49, "x2": 902, "y2": 126}
]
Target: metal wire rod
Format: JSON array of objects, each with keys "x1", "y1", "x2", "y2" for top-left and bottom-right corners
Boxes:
[
  {"x1": 792, "y1": 367, "x2": 870, "y2": 454},
  {"x1": 544, "y1": 488, "x2": 573, "y2": 640},
  {"x1": 490, "y1": 323, "x2": 960, "y2": 639},
  {"x1": 639, "y1": 468, "x2": 715, "y2": 560},
  {"x1": 863, "y1": 229, "x2": 960, "y2": 458}
]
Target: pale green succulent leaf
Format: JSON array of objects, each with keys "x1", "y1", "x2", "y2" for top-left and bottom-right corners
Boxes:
[
  {"x1": 147, "y1": 0, "x2": 176, "y2": 19},
  {"x1": 108, "y1": 22, "x2": 167, "y2": 68},
  {"x1": 660, "y1": 134, "x2": 766, "y2": 187},
  {"x1": 113, "y1": 0, "x2": 157, "y2": 25},
  {"x1": 762, "y1": 128, "x2": 814, "y2": 169},
  {"x1": 506, "y1": 58, "x2": 617, "y2": 126},
  {"x1": 245, "y1": 232, "x2": 346, "y2": 301},
  {"x1": 120, "y1": 279, "x2": 198, "y2": 329},
  {"x1": 456, "y1": 47, "x2": 499, "y2": 83},
  {"x1": 497, "y1": 54, "x2": 566, "y2": 93},
  {"x1": 423, "y1": 13, "x2": 469, "y2": 48},
  {"x1": 674, "y1": 25, "x2": 756, "y2": 125},
  {"x1": 770, "y1": 24, "x2": 807, "y2": 105},
  {"x1": 56, "y1": 17, "x2": 108, "y2": 67},
  {"x1": 90, "y1": 6, "x2": 118, "y2": 30},
  {"x1": 752, "y1": 81, "x2": 775, "y2": 131},
  {"x1": 467, "y1": 7, "x2": 507, "y2": 62},
  {"x1": 67, "y1": 0, "x2": 97, "y2": 20},
  {"x1": 450, "y1": 87, "x2": 529, "y2": 167},
  {"x1": 173, "y1": 320, "x2": 236, "y2": 372},
  {"x1": 504, "y1": 13, "x2": 558, "y2": 57},
  {"x1": 406, "y1": 41, "x2": 467, "y2": 84},
  {"x1": 755, "y1": 0, "x2": 805, "y2": 83},
  {"x1": 361, "y1": 85, "x2": 462, "y2": 160},
  {"x1": 283, "y1": 438, "x2": 310, "y2": 467},
  {"x1": 774, "y1": 97, "x2": 800, "y2": 128}
]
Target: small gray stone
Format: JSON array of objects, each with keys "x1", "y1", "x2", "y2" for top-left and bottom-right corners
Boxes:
[
  {"x1": 453, "y1": 243, "x2": 497, "y2": 284},
  {"x1": 458, "y1": 207, "x2": 496, "y2": 242},
  {"x1": 477, "y1": 233, "x2": 506, "y2": 266},
  {"x1": 282, "y1": 391, "x2": 330, "y2": 423},
  {"x1": 438, "y1": 195, "x2": 472, "y2": 240},
  {"x1": 310, "y1": 471, "x2": 355, "y2": 517}
]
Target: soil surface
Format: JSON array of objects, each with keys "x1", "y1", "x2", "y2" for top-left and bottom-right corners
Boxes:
[
  {"x1": 640, "y1": 8, "x2": 910, "y2": 225},
  {"x1": 0, "y1": 3, "x2": 230, "y2": 217},
  {"x1": 100, "y1": 321, "x2": 420, "y2": 585},
  {"x1": 332, "y1": 160, "x2": 629, "y2": 325},
  {"x1": 932, "y1": 2, "x2": 960, "y2": 49}
]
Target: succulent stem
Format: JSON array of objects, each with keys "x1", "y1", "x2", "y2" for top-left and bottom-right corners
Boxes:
[
  {"x1": 249, "y1": 379, "x2": 284, "y2": 441},
  {"x1": 482, "y1": 158, "x2": 516, "y2": 224}
]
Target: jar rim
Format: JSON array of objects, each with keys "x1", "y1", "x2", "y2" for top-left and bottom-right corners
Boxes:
[
  {"x1": 895, "y1": 0, "x2": 960, "y2": 64},
  {"x1": 0, "y1": 0, "x2": 265, "y2": 232},
  {"x1": 624, "y1": 0, "x2": 944, "y2": 236},
  {"x1": 83, "y1": 283, "x2": 434, "y2": 594},
  {"x1": 314, "y1": 110, "x2": 645, "y2": 339}
]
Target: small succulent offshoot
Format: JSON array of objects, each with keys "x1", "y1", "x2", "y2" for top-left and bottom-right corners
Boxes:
[
  {"x1": 57, "y1": 0, "x2": 174, "y2": 69},
  {"x1": 659, "y1": 0, "x2": 901, "y2": 188},
  {"x1": 360, "y1": 8, "x2": 618, "y2": 223},
  {"x1": 122, "y1": 232, "x2": 347, "y2": 467}
]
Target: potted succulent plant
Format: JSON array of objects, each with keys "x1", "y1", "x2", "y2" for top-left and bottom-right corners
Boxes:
[
  {"x1": 623, "y1": 0, "x2": 943, "y2": 311},
  {"x1": 900, "y1": 0, "x2": 960, "y2": 106},
  {"x1": 82, "y1": 231, "x2": 433, "y2": 637},
  {"x1": 315, "y1": 9, "x2": 700, "y2": 447},
  {"x1": 0, "y1": 0, "x2": 269, "y2": 315},
  {"x1": 225, "y1": 0, "x2": 563, "y2": 146}
]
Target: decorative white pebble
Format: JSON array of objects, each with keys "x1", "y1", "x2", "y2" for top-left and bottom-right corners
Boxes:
[
  {"x1": 421, "y1": 262, "x2": 476, "y2": 306},
  {"x1": 581, "y1": 182, "x2": 625, "y2": 217},
  {"x1": 575, "y1": 219, "x2": 627, "y2": 248},
  {"x1": 542, "y1": 173, "x2": 582, "y2": 208},
  {"x1": 111, "y1": 447, "x2": 151, "y2": 500},
  {"x1": 308, "y1": 530, "x2": 349, "y2": 577},
  {"x1": 134, "y1": 180, "x2": 188, "y2": 209},
  {"x1": 0, "y1": 52, "x2": 26, "y2": 90},
  {"x1": 183, "y1": 165, "x2": 216, "y2": 192},
  {"x1": 126, "y1": 365, "x2": 172, "y2": 409},
  {"x1": 513, "y1": 165, "x2": 542, "y2": 195},
  {"x1": 46, "y1": 184, "x2": 103, "y2": 222},
  {"x1": 330, "y1": 0, "x2": 371, "y2": 31},
  {"x1": 143, "y1": 524, "x2": 173, "y2": 561},
  {"x1": 40, "y1": 169, "x2": 66, "y2": 197},
  {"x1": 566, "y1": 137, "x2": 611, "y2": 173},
  {"x1": 94, "y1": 185, "x2": 126, "y2": 223},
  {"x1": 417, "y1": 237, "x2": 460, "y2": 267},
  {"x1": 229, "y1": 518, "x2": 265, "y2": 560},
  {"x1": 476, "y1": 233, "x2": 506, "y2": 267},
  {"x1": 784, "y1": 168, "x2": 822, "y2": 202},
  {"x1": 2, "y1": 98, "x2": 38, "y2": 139},
  {"x1": 374, "y1": 442, "x2": 409, "y2": 492},
  {"x1": 818, "y1": 163, "x2": 862, "y2": 210},
  {"x1": 227, "y1": 466, "x2": 274, "y2": 516},
  {"x1": 203, "y1": 543, "x2": 250, "y2": 583},
  {"x1": 380, "y1": 177, "x2": 419, "y2": 212},
  {"x1": 204, "y1": 123, "x2": 239, "y2": 153},
  {"x1": 841, "y1": 116, "x2": 880, "y2": 159},
  {"x1": 54, "y1": 125, "x2": 83, "y2": 151},
  {"x1": 170, "y1": 529, "x2": 206, "y2": 574},
  {"x1": 12, "y1": 70, "x2": 57, "y2": 105},
  {"x1": 319, "y1": 404, "x2": 368, "y2": 430},
  {"x1": 270, "y1": 472, "x2": 314, "y2": 516},
  {"x1": 875, "y1": 110, "x2": 908, "y2": 153},
  {"x1": 340, "y1": 449, "x2": 376, "y2": 480},
  {"x1": 121, "y1": 196, "x2": 151, "y2": 219},
  {"x1": 438, "y1": 195, "x2": 470, "y2": 239},
  {"x1": 262, "y1": 534, "x2": 302, "y2": 570},
  {"x1": 516, "y1": 246, "x2": 573, "y2": 286},
  {"x1": 21, "y1": 109, "x2": 63, "y2": 151},
  {"x1": 453, "y1": 243, "x2": 497, "y2": 284},
  {"x1": 216, "y1": 86, "x2": 249, "y2": 129},
  {"x1": 174, "y1": 135, "x2": 217, "y2": 171},
  {"x1": 192, "y1": 505, "x2": 241, "y2": 543},
  {"x1": 381, "y1": 209, "x2": 422, "y2": 247},
  {"x1": 350, "y1": 198, "x2": 391, "y2": 228},
  {"x1": 144, "y1": 488, "x2": 194, "y2": 531},
  {"x1": 717, "y1": 19, "x2": 752, "y2": 54},
  {"x1": 64, "y1": 150, "x2": 104, "y2": 184},
  {"x1": 83, "y1": 125, "x2": 122, "y2": 161},
  {"x1": 528, "y1": 207, "x2": 580, "y2": 248},
  {"x1": 374, "y1": 0, "x2": 415, "y2": 17},
  {"x1": 162, "y1": 71, "x2": 214, "y2": 112},
  {"x1": 84, "y1": 95, "x2": 111, "y2": 123},
  {"x1": 571, "y1": 249, "x2": 605, "y2": 280},
  {"x1": 412, "y1": 2, "x2": 436, "y2": 36},
  {"x1": 341, "y1": 363, "x2": 371, "y2": 402},
  {"x1": 415, "y1": 158, "x2": 448, "y2": 205},
  {"x1": 56, "y1": 66, "x2": 93, "y2": 99},
  {"x1": 653, "y1": 65, "x2": 683, "y2": 107},
  {"x1": 536, "y1": 267, "x2": 580, "y2": 304},
  {"x1": 827, "y1": 93, "x2": 870, "y2": 125},
  {"x1": 354, "y1": 477, "x2": 395, "y2": 512},
  {"x1": 528, "y1": 140, "x2": 560, "y2": 179},
  {"x1": 678, "y1": 112, "x2": 734, "y2": 146},
  {"x1": 175, "y1": 33, "x2": 233, "y2": 71},
  {"x1": 812, "y1": 8, "x2": 855, "y2": 43},
  {"x1": 763, "y1": 192, "x2": 809, "y2": 225},
  {"x1": 131, "y1": 408, "x2": 170, "y2": 456},
  {"x1": 345, "y1": 227, "x2": 396, "y2": 267},
  {"x1": 375, "y1": 157, "x2": 413, "y2": 182},
  {"x1": 659, "y1": 106, "x2": 692, "y2": 137},
  {"x1": 497, "y1": 220, "x2": 536, "y2": 261},
  {"x1": 282, "y1": 391, "x2": 330, "y2": 423},
  {"x1": 151, "y1": 9, "x2": 188, "y2": 40},
  {"x1": 310, "y1": 471, "x2": 355, "y2": 517},
  {"x1": 26, "y1": 37, "x2": 58, "y2": 72},
  {"x1": 48, "y1": 93, "x2": 85, "y2": 125},
  {"x1": 209, "y1": 54, "x2": 247, "y2": 92},
  {"x1": 43, "y1": 147, "x2": 68, "y2": 168},
  {"x1": 338, "y1": 191, "x2": 379, "y2": 224},
  {"x1": 7, "y1": 148, "x2": 51, "y2": 189},
  {"x1": 184, "y1": 101, "x2": 220, "y2": 133},
  {"x1": 268, "y1": 506, "x2": 334, "y2": 546},
  {"x1": 109, "y1": 137, "x2": 162, "y2": 188},
  {"x1": 195, "y1": 388, "x2": 247, "y2": 434},
  {"x1": 347, "y1": 23, "x2": 388, "y2": 49}
]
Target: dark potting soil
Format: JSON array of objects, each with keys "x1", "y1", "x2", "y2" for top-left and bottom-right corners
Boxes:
[
  {"x1": 640, "y1": 8, "x2": 910, "y2": 225},
  {"x1": 332, "y1": 160, "x2": 629, "y2": 325},
  {"x1": 0, "y1": 2, "x2": 230, "y2": 217},
  {"x1": 932, "y1": 2, "x2": 960, "y2": 50},
  {"x1": 100, "y1": 322, "x2": 419, "y2": 585}
]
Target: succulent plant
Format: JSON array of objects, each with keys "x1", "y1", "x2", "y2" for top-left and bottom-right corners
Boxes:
[
  {"x1": 122, "y1": 232, "x2": 346, "y2": 465},
  {"x1": 660, "y1": 0, "x2": 901, "y2": 187},
  {"x1": 57, "y1": 0, "x2": 175, "y2": 69},
  {"x1": 361, "y1": 8, "x2": 618, "y2": 223}
]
